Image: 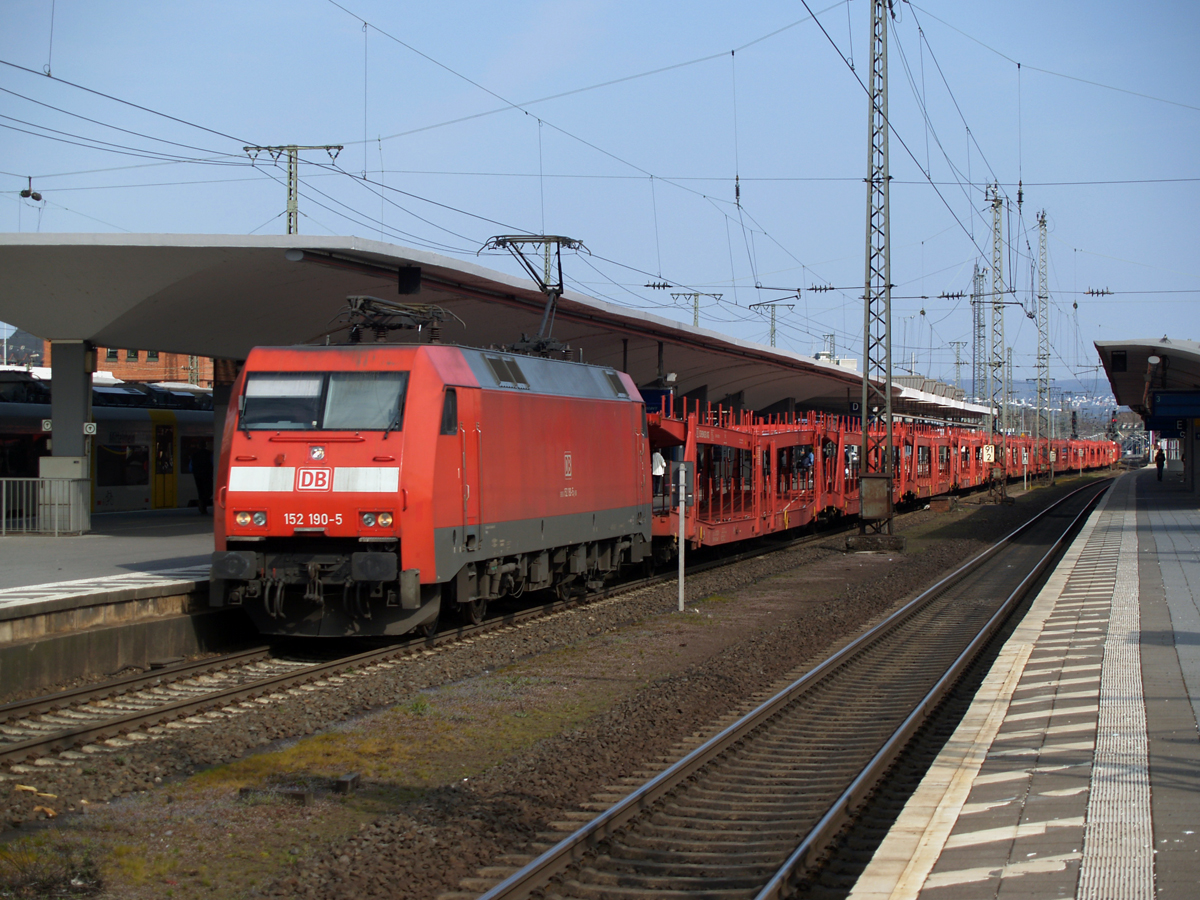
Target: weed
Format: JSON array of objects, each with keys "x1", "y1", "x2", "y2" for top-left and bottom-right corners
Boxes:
[
  {"x1": 0, "y1": 837, "x2": 101, "y2": 897},
  {"x1": 407, "y1": 696, "x2": 431, "y2": 717}
]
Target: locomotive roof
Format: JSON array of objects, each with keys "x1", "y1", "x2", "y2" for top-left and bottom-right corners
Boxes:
[
  {"x1": 242, "y1": 344, "x2": 637, "y2": 403},
  {"x1": 458, "y1": 347, "x2": 636, "y2": 402}
]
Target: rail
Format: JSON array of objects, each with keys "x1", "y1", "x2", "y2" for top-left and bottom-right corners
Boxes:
[
  {"x1": 0, "y1": 477, "x2": 90, "y2": 536},
  {"x1": 478, "y1": 478, "x2": 1111, "y2": 900},
  {"x1": 0, "y1": 514, "x2": 861, "y2": 768}
]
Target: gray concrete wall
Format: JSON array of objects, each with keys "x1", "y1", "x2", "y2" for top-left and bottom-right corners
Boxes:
[{"x1": 0, "y1": 607, "x2": 257, "y2": 697}]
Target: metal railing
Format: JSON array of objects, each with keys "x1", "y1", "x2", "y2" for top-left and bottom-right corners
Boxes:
[{"x1": 0, "y1": 478, "x2": 91, "y2": 535}]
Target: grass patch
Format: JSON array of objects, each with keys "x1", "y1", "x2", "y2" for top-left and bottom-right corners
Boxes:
[
  {"x1": 187, "y1": 674, "x2": 618, "y2": 798},
  {"x1": 0, "y1": 835, "x2": 100, "y2": 897},
  {"x1": 23, "y1": 620, "x2": 677, "y2": 899}
]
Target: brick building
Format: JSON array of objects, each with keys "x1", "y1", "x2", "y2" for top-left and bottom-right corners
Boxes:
[{"x1": 39, "y1": 340, "x2": 213, "y2": 387}]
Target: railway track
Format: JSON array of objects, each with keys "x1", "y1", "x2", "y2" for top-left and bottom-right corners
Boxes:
[
  {"x1": 0, "y1": 517, "x2": 856, "y2": 770},
  {"x1": 0, "y1": 481, "x2": 1044, "y2": 778},
  {"x1": 476, "y1": 479, "x2": 1110, "y2": 900}
]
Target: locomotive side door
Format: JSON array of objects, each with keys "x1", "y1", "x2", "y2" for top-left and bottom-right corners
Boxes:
[{"x1": 458, "y1": 388, "x2": 482, "y2": 552}]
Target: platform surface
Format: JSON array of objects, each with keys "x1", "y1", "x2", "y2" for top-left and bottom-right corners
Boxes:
[
  {"x1": 0, "y1": 508, "x2": 211, "y2": 590},
  {"x1": 849, "y1": 469, "x2": 1200, "y2": 900}
]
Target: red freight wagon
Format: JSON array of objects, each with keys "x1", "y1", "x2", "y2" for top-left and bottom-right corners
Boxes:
[{"x1": 211, "y1": 344, "x2": 651, "y2": 636}]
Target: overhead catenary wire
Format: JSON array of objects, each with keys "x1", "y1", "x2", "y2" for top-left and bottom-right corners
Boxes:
[
  {"x1": 908, "y1": 3, "x2": 1200, "y2": 114},
  {"x1": 0, "y1": 4, "x2": 1180, "y2": 396},
  {"x1": 0, "y1": 86, "x2": 242, "y2": 160},
  {"x1": 3, "y1": 48, "x2": 854, "y2": 340},
  {"x1": 797, "y1": 0, "x2": 989, "y2": 262},
  {"x1": 0, "y1": 58, "x2": 258, "y2": 146},
  {"x1": 322, "y1": 0, "x2": 848, "y2": 150}
]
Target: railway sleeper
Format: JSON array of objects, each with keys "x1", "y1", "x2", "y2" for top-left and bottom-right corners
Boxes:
[
  {"x1": 602, "y1": 845, "x2": 790, "y2": 866},
  {"x1": 630, "y1": 822, "x2": 804, "y2": 843},
  {"x1": 647, "y1": 811, "x2": 808, "y2": 833},
  {"x1": 556, "y1": 875, "x2": 753, "y2": 900},
  {"x1": 659, "y1": 799, "x2": 813, "y2": 818},
  {"x1": 573, "y1": 863, "x2": 773, "y2": 889}
]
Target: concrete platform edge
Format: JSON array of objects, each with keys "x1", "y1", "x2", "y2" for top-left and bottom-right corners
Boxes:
[
  {"x1": 0, "y1": 579, "x2": 205, "y2": 624},
  {"x1": 846, "y1": 483, "x2": 1112, "y2": 900},
  {"x1": 0, "y1": 607, "x2": 256, "y2": 698}
]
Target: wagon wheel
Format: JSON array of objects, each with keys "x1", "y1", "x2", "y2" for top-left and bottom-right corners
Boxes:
[
  {"x1": 460, "y1": 597, "x2": 488, "y2": 626},
  {"x1": 416, "y1": 611, "x2": 439, "y2": 639}
]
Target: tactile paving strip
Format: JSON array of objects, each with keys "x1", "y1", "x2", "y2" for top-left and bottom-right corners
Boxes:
[
  {"x1": 847, "y1": 475, "x2": 1157, "y2": 899},
  {"x1": 1077, "y1": 492, "x2": 1154, "y2": 899}
]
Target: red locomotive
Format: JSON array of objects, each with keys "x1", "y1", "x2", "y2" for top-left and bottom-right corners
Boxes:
[
  {"x1": 210, "y1": 344, "x2": 651, "y2": 636},
  {"x1": 210, "y1": 340, "x2": 1118, "y2": 638}
]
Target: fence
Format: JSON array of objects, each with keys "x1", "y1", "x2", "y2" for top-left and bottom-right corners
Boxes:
[{"x1": 0, "y1": 478, "x2": 91, "y2": 535}]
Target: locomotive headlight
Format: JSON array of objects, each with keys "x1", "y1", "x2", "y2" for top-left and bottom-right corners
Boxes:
[
  {"x1": 361, "y1": 512, "x2": 376, "y2": 527},
  {"x1": 235, "y1": 511, "x2": 252, "y2": 526},
  {"x1": 252, "y1": 511, "x2": 267, "y2": 527},
  {"x1": 377, "y1": 512, "x2": 393, "y2": 527}
]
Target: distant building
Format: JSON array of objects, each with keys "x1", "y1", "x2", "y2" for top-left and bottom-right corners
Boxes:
[{"x1": 41, "y1": 342, "x2": 213, "y2": 388}]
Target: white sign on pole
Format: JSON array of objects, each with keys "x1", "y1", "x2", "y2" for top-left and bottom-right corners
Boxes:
[{"x1": 678, "y1": 464, "x2": 686, "y2": 612}]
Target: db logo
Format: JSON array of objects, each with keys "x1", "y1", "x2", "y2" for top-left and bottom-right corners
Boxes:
[
  {"x1": 296, "y1": 467, "x2": 332, "y2": 491},
  {"x1": 564, "y1": 452, "x2": 573, "y2": 479}
]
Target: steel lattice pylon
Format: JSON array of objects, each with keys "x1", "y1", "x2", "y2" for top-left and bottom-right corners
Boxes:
[
  {"x1": 971, "y1": 262, "x2": 986, "y2": 402},
  {"x1": 860, "y1": 0, "x2": 894, "y2": 535},
  {"x1": 988, "y1": 184, "x2": 1006, "y2": 437},
  {"x1": 1036, "y1": 210, "x2": 1053, "y2": 481}
]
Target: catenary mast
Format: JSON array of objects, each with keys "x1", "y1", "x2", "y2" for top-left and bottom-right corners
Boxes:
[
  {"x1": 1037, "y1": 210, "x2": 1053, "y2": 482},
  {"x1": 860, "y1": 0, "x2": 895, "y2": 537}
]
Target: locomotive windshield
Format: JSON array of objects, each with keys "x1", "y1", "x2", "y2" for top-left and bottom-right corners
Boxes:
[{"x1": 241, "y1": 371, "x2": 408, "y2": 431}]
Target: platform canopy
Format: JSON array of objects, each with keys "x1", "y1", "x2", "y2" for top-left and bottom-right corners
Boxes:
[
  {"x1": 1096, "y1": 337, "x2": 1200, "y2": 421},
  {"x1": 0, "y1": 233, "x2": 987, "y2": 420}
]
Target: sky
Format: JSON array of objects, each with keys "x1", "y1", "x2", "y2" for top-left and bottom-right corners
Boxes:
[{"x1": 2, "y1": 0, "x2": 1197, "y2": 406}]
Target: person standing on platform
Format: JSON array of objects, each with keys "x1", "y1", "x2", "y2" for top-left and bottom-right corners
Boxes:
[
  {"x1": 651, "y1": 449, "x2": 666, "y2": 508},
  {"x1": 1155, "y1": 447, "x2": 1166, "y2": 481},
  {"x1": 191, "y1": 442, "x2": 214, "y2": 514}
]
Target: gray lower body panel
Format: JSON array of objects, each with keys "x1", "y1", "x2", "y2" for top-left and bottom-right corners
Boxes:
[{"x1": 432, "y1": 504, "x2": 651, "y2": 583}]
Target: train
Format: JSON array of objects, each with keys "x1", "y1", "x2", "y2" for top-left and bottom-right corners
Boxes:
[
  {"x1": 0, "y1": 369, "x2": 213, "y2": 512},
  {"x1": 208, "y1": 342, "x2": 1119, "y2": 638}
]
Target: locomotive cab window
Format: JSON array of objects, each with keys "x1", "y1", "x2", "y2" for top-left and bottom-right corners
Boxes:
[
  {"x1": 324, "y1": 372, "x2": 407, "y2": 430},
  {"x1": 240, "y1": 371, "x2": 408, "y2": 431}
]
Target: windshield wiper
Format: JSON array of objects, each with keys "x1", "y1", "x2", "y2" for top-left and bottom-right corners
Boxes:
[{"x1": 383, "y1": 413, "x2": 400, "y2": 440}]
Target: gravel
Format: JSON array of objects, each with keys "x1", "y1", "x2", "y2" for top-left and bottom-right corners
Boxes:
[{"x1": 0, "y1": 478, "x2": 1102, "y2": 899}]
